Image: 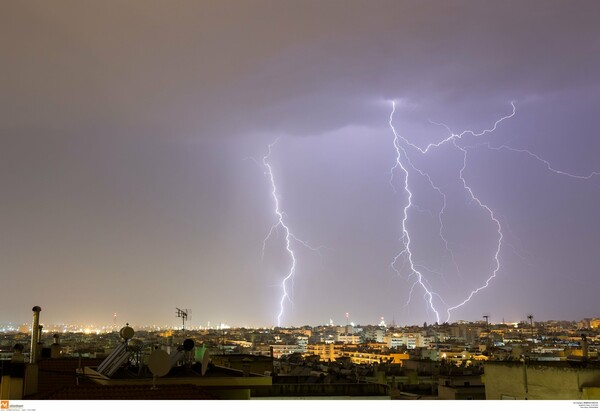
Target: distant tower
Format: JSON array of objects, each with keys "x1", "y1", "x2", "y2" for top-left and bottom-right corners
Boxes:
[
  {"x1": 113, "y1": 313, "x2": 117, "y2": 331},
  {"x1": 527, "y1": 314, "x2": 534, "y2": 340},
  {"x1": 483, "y1": 314, "x2": 490, "y2": 349},
  {"x1": 483, "y1": 314, "x2": 490, "y2": 331},
  {"x1": 345, "y1": 312, "x2": 351, "y2": 334}
]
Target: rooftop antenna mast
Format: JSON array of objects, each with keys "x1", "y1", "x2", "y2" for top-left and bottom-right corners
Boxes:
[{"x1": 176, "y1": 308, "x2": 191, "y2": 331}]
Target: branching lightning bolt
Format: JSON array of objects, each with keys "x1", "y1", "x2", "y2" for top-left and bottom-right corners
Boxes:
[
  {"x1": 443, "y1": 140, "x2": 503, "y2": 320},
  {"x1": 387, "y1": 99, "x2": 599, "y2": 323},
  {"x1": 410, "y1": 102, "x2": 517, "y2": 154},
  {"x1": 388, "y1": 101, "x2": 516, "y2": 323},
  {"x1": 262, "y1": 139, "x2": 321, "y2": 327},
  {"x1": 389, "y1": 102, "x2": 442, "y2": 323},
  {"x1": 262, "y1": 140, "x2": 297, "y2": 327},
  {"x1": 473, "y1": 142, "x2": 600, "y2": 180}
]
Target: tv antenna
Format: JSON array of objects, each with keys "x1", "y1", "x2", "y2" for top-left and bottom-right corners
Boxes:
[{"x1": 176, "y1": 308, "x2": 191, "y2": 331}]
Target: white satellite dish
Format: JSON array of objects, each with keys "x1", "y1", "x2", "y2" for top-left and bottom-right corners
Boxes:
[
  {"x1": 201, "y1": 350, "x2": 210, "y2": 376},
  {"x1": 148, "y1": 349, "x2": 171, "y2": 377}
]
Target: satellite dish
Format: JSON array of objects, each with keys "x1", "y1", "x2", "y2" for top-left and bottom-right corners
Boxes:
[
  {"x1": 201, "y1": 350, "x2": 210, "y2": 376},
  {"x1": 148, "y1": 349, "x2": 171, "y2": 377},
  {"x1": 183, "y1": 339, "x2": 195, "y2": 352},
  {"x1": 119, "y1": 326, "x2": 134, "y2": 340}
]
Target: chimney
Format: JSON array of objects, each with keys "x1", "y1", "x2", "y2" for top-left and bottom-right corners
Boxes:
[
  {"x1": 24, "y1": 306, "x2": 41, "y2": 397},
  {"x1": 30, "y1": 306, "x2": 41, "y2": 364},
  {"x1": 582, "y1": 334, "x2": 589, "y2": 360},
  {"x1": 51, "y1": 334, "x2": 61, "y2": 359},
  {"x1": 11, "y1": 343, "x2": 25, "y2": 363}
]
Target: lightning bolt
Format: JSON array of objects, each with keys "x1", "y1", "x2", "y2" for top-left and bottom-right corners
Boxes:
[
  {"x1": 262, "y1": 139, "x2": 321, "y2": 327},
  {"x1": 389, "y1": 101, "x2": 442, "y2": 323},
  {"x1": 262, "y1": 140, "x2": 297, "y2": 327},
  {"x1": 388, "y1": 101, "x2": 516, "y2": 323},
  {"x1": 472, "y1": 142, "x2": 600, "y2": 180},
  {"x1": 443, "y1": 140, "x2": 503, "y2": 321},
  {"x1": 408, "y1": 102, "x2": 517, "y2": 154},
  {"x1": 387, "y1": 100, "x2": 599, "y2": 323}
]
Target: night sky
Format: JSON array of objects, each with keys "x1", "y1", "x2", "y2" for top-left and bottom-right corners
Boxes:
[{"x1": 2, "y1": 1, "x2": 599, "y2": 328}]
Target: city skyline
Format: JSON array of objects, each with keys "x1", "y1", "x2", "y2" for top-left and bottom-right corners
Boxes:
[
  {"x1": 2, "y1": 1, "x2": 600, "y2": 327},
  {"x1": 2, "y1": 312, "x2": 597, "y2": 336},
  {"x1": 2, "y1": 313, "x2": 595, "y2": 331}
]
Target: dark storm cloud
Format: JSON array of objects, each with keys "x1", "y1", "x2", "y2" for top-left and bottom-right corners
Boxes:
[{"x1": 2, "y1": 1, "x2": 599, "y2": 138}]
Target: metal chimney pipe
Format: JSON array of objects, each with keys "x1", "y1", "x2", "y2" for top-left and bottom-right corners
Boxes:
[
  {"x1": 51, "y1": 334, "x2": 61, "y2": 359},
  {"x1": 30, "y1": 306, "x2": 41, "y2": 364}
]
